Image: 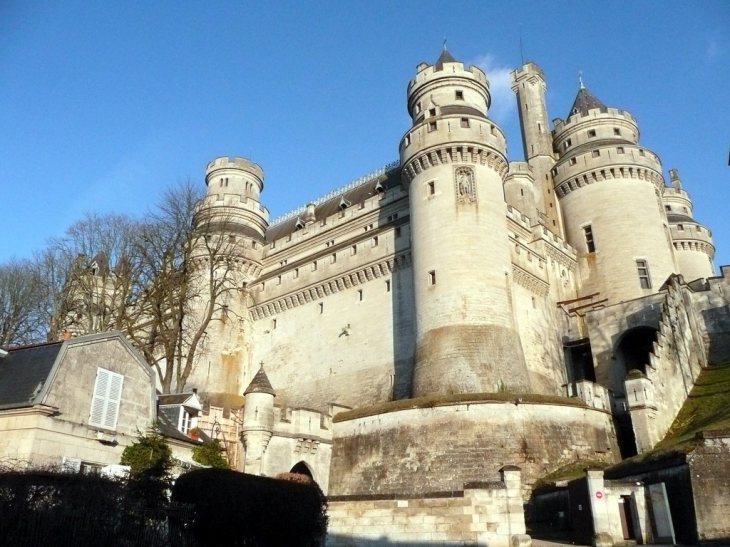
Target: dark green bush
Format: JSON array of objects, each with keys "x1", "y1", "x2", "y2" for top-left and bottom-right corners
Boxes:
[
  {"x1": 172, "y1": 468, "x2": 328, "y2": 546},
  {"x1": 191, "y1": 439, "x2": 229, "y2": 468}
]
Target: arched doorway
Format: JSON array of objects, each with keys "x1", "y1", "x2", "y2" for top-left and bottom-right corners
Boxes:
[
  {"x1": 616, "y1": 326, "x2": 658, "y2": 376},
  {"x1": 290, "y1": 461, "x2": 314, "y2": 479}
]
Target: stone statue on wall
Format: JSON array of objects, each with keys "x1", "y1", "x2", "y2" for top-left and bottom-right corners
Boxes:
[{"x1": 455, "y1": 166, "x2": 476, "y2": 203}]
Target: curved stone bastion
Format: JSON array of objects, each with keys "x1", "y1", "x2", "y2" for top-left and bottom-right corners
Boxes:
[{"x1": 328, "y1": 394, "x2": 620, "y2": 496}]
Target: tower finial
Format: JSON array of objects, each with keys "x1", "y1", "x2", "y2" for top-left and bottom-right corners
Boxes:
[
  {"x1": 578, "y1": 69, "x2": 585, "y2": 89},
  {"x1": 443, "y1": 38, "x2": 447, "y2": 51}
]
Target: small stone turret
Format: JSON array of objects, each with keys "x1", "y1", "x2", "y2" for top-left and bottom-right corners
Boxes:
[
  {"x1": 400, "y1": 48, "x2": 530, "y2": 395},
  {"x1": 663, "y1": 168, "x2": 715, "y2": 280},
  {"x1": 551, "y1": 86, "x2": 677, "y2": 303},
  {"x1": 241, "y1": 366, "x2": 276, "y2": 474}
]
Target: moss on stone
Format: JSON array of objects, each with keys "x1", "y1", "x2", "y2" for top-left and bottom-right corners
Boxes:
[
  {"x1": 332, "y1": 392, "x2": 588, "y2": 423},
  {"x1": 608, "y1": 361, "x2": 730, "y2": 475}
]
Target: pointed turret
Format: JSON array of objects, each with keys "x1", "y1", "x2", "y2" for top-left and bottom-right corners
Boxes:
[
  {"x1": 244, "y1": 366, "x2": 276, "y2": 396},
  {"x1": 241, "y1": 365, "x2": 276, "y2": 475},
  {"x1": 568, "y1": 87, "x2": 608, "y2": 117}
]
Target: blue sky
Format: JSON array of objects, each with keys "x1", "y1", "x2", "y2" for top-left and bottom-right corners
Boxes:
[{"x1": 1, "y1": 1, "x2": 729, "y2": 266}]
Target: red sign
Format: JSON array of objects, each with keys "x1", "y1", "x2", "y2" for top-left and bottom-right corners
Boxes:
[{"x1": 596, "y1": 491, "x2": 603, "y2": 499}]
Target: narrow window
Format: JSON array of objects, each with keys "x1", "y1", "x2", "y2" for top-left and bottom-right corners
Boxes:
[
  {"x1": 617, "y1": 147, "x2": 625, "y2": 154},
  {"x1": 357, "y1": 289, "x2": 363, "y2": 302},
  {"x1": 372, "y1": 236, "x2": 379, "y2": 247},
  {"x1": 428, "y1": 270, "x2": 436, "y2": 285},
  {"x1": 455, "y1": 90, "x2": 464, "y2": 100},
  {"x1": 428, "y1": 181, "x2": 435, "y2": 195},
  {"x1": 351, "y1": 245, "x2": 357, "y2": 256},
  {"x1": 537, "y1": 122, "x2": 542, "y2": 132},
  {"x1": 460, "y1": 118, "x2": 469, "y2": 128},
  {"x1": 416, "y1": 102, "x2": 421, "y2": 113},
  {"x1": 225, "y1": 178, "x2": 229, "y2": 187},
  {"x1": 636, "y1": 260, "x2": 651, "y2": 289},
  {"x1": 569, "y1": 157, "x2": 577, "y2": 166},
  {"x1": 331, "y1": 253, "x2": 337, "y2": 264},
  {"x1": 677, "y1": 224, "x2": 684, "y2": 231},
  {"x1": 252, "y1": 240, "x2": 257, "y2": 249},
  {"x1": 89, "y1": 368, "x2": 124, "y2": 430},
  {"x1": 587, "y1": 129, "x2": 596, "y2": 138},
  {"x1": 429, "y1": 108, "x2": 436, "y2": 117},
  {"x1": 584, "y1": 225, "x2": 596, "y2": 253},
  {"x1": 312, "y1": 261, "x2": 317, "y2": 271},
  {"x1": 319, "y1": 303, "x2": 324, "y2": 314},
  {"x1": 272, "y1": 319, "x2": 277, "y2": 329},
  {"x1": 639, "y1": 149, "x2": 645, "y2": 156},
  {"x1": 614, "y1": 128, "x2": 621, "y2": 136},
  {"x1": 294, "y1": 268, "x2": 299, "y2": 278},
  {"x1": 563, "y1": 139, "x2": 572, "y2": 150},
  {"x1": 428, "y1": 121, "x2": 437, "y2": 132},
  {"x1": 219, "y1": 178, "x2": 223, "y2": 187},
  {"x1": 532, "y1": 297, "x2": 536, "y2": 309},
  {"x1": 665, "y1": 205, "x2": 671, "y2": 212},
  {"x1": 405, "y1": 134, "x2": 411, "y2": 146},
  {"x1": 395, "y1": 226, "x2": 402, "y2": 238},
  {"x1": 592, "y1": 150, "x2": 600, "y2": 158},
  {"x1": 277, "y1": 275, "x2": 281, "y2": 285},
  {"x1": 385, "y1": 280, "x2": 391, "y2": 293}
]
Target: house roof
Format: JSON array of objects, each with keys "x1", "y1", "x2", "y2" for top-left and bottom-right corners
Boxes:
[
  {"x1": 0, "y1": 341, "x2": 63, "y2": 408},
  {"x1": 158, "y1": 394, "x2": 192, "y2": 405},
  {"x1": 157, "y1": 408, "x2": 202, "y2": 445}
]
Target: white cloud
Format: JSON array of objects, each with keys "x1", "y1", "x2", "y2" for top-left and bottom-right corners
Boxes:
[{"x1": 470, "y1": 54, "x2": 516, "y2": 124}]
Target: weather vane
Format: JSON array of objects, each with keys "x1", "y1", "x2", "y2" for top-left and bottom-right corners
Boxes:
[{"x1": 578, "y1": 69, "x2": 585, "y2": 89}]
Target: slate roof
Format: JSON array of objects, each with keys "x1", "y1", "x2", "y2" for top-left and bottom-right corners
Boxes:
[
  {"x1": 157, "y1": 408, "x2": 203, "y2": 444},
  {"x1": 568, "y1": 87, "x2": 608, "y2": 117},
  {"x1": 265, "y1": 166, "x2": 401, "y2": 242},
  {"x1": 0, "y1": 341, "x2": 63, "y2": 409},
  {"x1": 667, "y1": 213, "x2": 696, "y2": 224},
  {"x1": 158, "y1": 393, "x2": 193, "y2": 405},
  {"x1": 434, "y1": 48, "x2": 457, "y2": 71},
  {"x1": 244, "y1": 366, "x2": 276, "y2": 396}
]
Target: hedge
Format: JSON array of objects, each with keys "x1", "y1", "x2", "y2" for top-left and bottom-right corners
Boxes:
[{"x1": 172, "y1": 468, "x2": 328, "y2": 546}]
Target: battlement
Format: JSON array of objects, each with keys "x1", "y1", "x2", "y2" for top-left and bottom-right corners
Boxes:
[
  {"x1": 534, "y1": 225, "x2": 577, "y2": 258},
  {"x1": 408, "y1": 62, "x2": 487, "y2": 91},
  {"x1": 509, "y1": 62, "x2": 546, "y2": 91},
  {"x1": 552, "y1": 107, "x2": 637, "y2": 135},
  {"x1": 506, "y1": 206, "x2": 532, "y2": 230},
  {"x1": 506, "y1": 161, "x2": 532, "y2": 176},
  {"x1": 206, "y1": 156, "x2": 264, "y2": 180}
]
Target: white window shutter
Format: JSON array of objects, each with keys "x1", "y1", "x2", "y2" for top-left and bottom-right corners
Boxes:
[
  {"x1": 103, "y1": 373, "x2": 124, "y2": 429},
  {"x1": 89, "y1": 368, "x2": 124, "y2": 430}
]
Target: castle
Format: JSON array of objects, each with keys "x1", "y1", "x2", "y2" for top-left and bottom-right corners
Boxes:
[{"x1": 61, "y1": 48, "x2": 730, "y2": 544}]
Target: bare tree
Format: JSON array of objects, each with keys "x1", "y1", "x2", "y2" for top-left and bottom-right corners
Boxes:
[
  {"x1": 31, "y1": 212, "x2": 141, "y2": 340},
  {"x1": 0, "y1": 259, "x2": 45, "y2": 346},
  {"x1": 126, "y1": 180, "x2": 247, "y2": 393}
]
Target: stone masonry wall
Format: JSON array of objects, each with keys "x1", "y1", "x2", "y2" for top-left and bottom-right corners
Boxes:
[
  {"x1": 329, "y1": 400, "x2": 619, "y2": 497},
  {"x1": 327, "y1": 469, "x2": 527, "y2": 547},
  {"x1": 688, "y1": 431, "x2": 730, "y2": 541}
]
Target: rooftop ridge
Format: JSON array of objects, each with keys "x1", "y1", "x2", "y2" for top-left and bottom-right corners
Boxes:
[{"x1": 269, "y1": 160, "x2": 400, "y2": 226}]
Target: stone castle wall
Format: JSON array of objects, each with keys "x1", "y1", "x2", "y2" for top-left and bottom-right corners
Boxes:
[{"x1": 329, "y1": 399, "x2": 619, "y2": 497}]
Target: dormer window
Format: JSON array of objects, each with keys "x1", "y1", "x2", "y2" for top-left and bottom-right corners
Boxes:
[
  {"x1": 375, "y1": 181, "x2": 385, "y2": 194},
  {"x1": 429, "y1": 108, "x2": 436, "y2": 117},
  {"x1": 295, "y1": 217, "x2": 305, "y2": 230},
  {"x1": 338, "y1": 196, "x2": 351, "y2": 210}
]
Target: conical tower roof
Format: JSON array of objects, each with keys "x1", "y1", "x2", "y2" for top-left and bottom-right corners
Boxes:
[
  {"x1": 434, "y1": 47, "x2": 457, "y2": 71},
  {"x1": 244, "y1": 366, "x2": 276, "y2": 396},
  {"x1": 568, "y1": 87, "x2": 607, "y2": 117}
]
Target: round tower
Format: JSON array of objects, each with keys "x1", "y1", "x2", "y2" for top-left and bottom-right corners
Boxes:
[
  {"x1": 399, "y1": 49, "x2": 530, "y2": 396},
  {"x1": 551, "y1": 87, "x2": 677, "y2": 303},
  {"x1": 663, "y1": 168, "x2": 715, "y2": 280},
  {"x1": 241, "y1": 366, "x2": 276, "y2": 475},
  {"x1": 186, "y1": 157, "x2": 269, "y2": 397}
]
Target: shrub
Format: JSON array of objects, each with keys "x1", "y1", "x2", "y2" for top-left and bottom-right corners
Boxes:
[
  {"x1": 192, "y1": 439, "x2": 229, "y2": 468},
  {"x1": 172, "y1": 468, "x2": 328, "y2": 546},
  {"x1": 120, "y1": 428, "x2": 173, "y2": 505}
]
